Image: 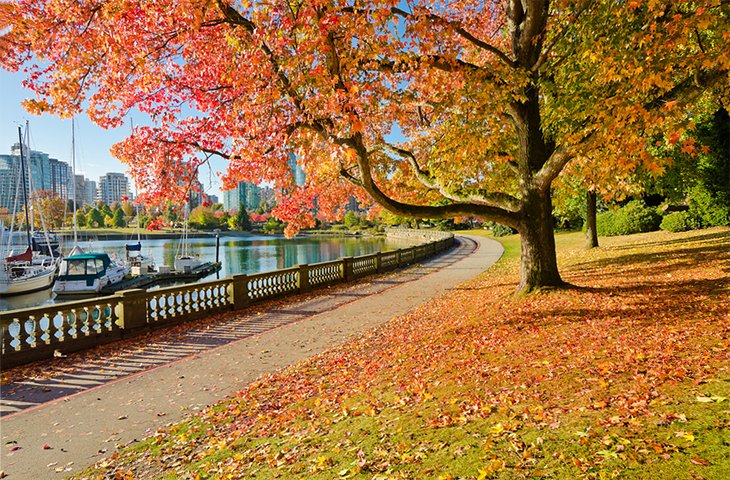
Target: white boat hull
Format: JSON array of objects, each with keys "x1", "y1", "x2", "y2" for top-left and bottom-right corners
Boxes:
[
  {"x1": 53, "y1": 265, "x2": 129, "y2": 295},
  {"x1": 174, "y1": 256, "x2": 203, "y2": 273},
  {"x1": 0, "y1": 266, "x2": 56, "y2": 296}
]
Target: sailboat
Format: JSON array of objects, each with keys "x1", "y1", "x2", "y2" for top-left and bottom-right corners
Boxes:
[
  {"x1": 174, "y1": 203, "x2": 202, "y2": 273},
  {"x1": 0, "y1": 126, "x2": 58, "y2": 296},
  {"x1": 126, "y1": 200, "x2": 154, "y2": 274},
  {"x1": 53, "y1": 119, "x2": 129, "y2": 295}
]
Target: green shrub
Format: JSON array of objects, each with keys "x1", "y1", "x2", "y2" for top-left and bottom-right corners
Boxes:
[
  {"x1": 486, "y1": 222, "x2": 517, "y2": 237},
  {"x1": 660, "y1": 211, "x2": 702, "y2": 232},
  {"x1": 596, "y1": 200, "x2": 662, "y2": 236},
  {"x1": 688, "y1": 185, "x2": 730, "y2": 227},
  {"x1": 262, "y1": 217, "x2": 284, "y2": 234}
]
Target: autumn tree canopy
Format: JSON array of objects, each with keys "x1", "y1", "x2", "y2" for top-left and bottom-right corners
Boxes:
[{"x1": 1, "y1": 0, "x2": 728, "y2": 292}]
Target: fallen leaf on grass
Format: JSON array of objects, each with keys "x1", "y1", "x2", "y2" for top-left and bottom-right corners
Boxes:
[{"x1": 695, "y1": 396, "x2": 726, "y2": 403}]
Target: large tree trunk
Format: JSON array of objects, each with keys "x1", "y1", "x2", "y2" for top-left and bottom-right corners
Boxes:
[
  {"x1": 585, "y1": 190, "x2": 599, "y2": 249},
  {"x1": 517, "y1": 189, "x2": 563, "y2": 293}
]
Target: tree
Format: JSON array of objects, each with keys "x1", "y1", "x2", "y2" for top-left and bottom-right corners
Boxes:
[
  {"x1": 137, "y1": 208, "x2": 150, "y2": 229},
  {"x1": 121, "y1": 200, "x2": 135, "y2": 218},
  {"x1": 33, "y1": 190, "x2": 66, "y2": 229},
  {"x1": 647, "y1": 107, "x2": 730, "y2": 210},
  {"x1": 230, "y1": 204, "x2": 252, "y2": 231},
  {"x1": 14, "y1": 191, "x2": 65, "y2": 229},
  {"x1": 111, "y1": 208, "x2": 126, "y2": 228},
  {"x1": 75, "y1": 209, "x2": 86, "y2": 228},
  {"x1": 100, "y1": 203, "x2": 113, "y2": 219},
  {"x1": 378, "y1": 210, "x2": 416, "y2": 228},
  {"x1": 3, "y1": 1, "x2": 728, "y2": 292},
  {"x1": 263, "y1": 217, "x2": 284, "y2": 235},
  {"x1": 162, "y1": 201, "x2": 179, "y2": 228},
  {"x1": 86, "y1": 208, "x2": 104, "y2": 228},
  {"x1": 189, "y1": 205, "x2": 221, "y2": 230},
  {"x1": 342, "y1": 210, "x2": 360, "y2": 229}
]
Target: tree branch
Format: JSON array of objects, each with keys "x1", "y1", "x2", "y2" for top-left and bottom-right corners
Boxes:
[
  {"x1": 533, "y1": 0, "x2": 595, "y2": 73},
  {"x1": 533, "y1": 145, "x2": 576, "y2": 193},
  {"x1": 383, "y1": 144, "x2": 521, "y2": 211},
  {"x1": 342, "y1": 137, "x2": 520, "y2": 227}
]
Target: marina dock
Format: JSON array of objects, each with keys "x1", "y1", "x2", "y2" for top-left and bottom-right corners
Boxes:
[{"x1": 100, "y1": 262, "x2": 222, "y2": 294}]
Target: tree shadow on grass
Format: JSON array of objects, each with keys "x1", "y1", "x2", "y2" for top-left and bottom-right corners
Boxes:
[
  {"x1": 521, "y1": 277, "x2": 727, "y2": 330},
  {"x1": 568, "y1": 230, "x2": 730, "y2": 279},
  {"x1": 602, "y1": 229, "x2": 730, "y2": 252}
]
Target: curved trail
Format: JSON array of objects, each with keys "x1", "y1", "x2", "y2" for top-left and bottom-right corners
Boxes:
[{"x1": 0, "y1": 235, "x2": 502, "y2": 479}]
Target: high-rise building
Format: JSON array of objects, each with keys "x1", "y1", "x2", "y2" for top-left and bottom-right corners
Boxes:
[
  {"x1": 288, "y1": 153, "x2": 306, "y2": 186},
  {"x1": 0, "y1": 153, "x2": 19, "y2": 212},
  {"x1": 0, "y1": 144, "x2": 61, "y2": 212},
  {"x1": 84, "y1": 180, "x2": 97, "y2": 206},
  {"x1": 187, "y1": 178, "x2": 205, "y2": 209},
  {"x1": 346, "y1": 195, "x2": 362, "y2": 213},
  {"x1": 49, "y1": 158, "x2": 72, "y2": 199},
  {"x1": 73, "y1": 175, "x2": 97, "y2": 207},
  {"x1": 223, "y1": 181, "x2": 261, "y2": 212},
  {"x1": 259, "y1": 186, "x2": 276, "y2": 210},
  {"x1": 97, "y1": 172, "x2": 130, "y2": 205},
  {"x1": 11, "y1": 143, "x2": 53, "y2": 193}
]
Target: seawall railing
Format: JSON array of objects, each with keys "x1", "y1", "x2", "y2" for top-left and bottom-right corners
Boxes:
[{"x1": 1, "y1": 229, "x2": 454, "y2": 369}]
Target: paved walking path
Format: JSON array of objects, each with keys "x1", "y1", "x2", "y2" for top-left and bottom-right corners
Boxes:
[{"x1": 0, "y1": 235, "x2": 502, "y2": 479}]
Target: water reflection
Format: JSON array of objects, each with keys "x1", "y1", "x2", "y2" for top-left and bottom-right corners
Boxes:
[{"x1": 0, "y1": 234, "x2": 417, "y2": 311}]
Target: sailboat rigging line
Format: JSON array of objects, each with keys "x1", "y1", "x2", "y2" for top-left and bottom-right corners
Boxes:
[
  {"x1": 72, "y1": 118, "x2": 78, "y2": 247},
  {"x1": 23, "y1": 122, "x2": 56, "y2": 260},
  {"x1": 6, "y1": 147, "x2": 21, "y2": 258},
  {"x1": 17, "y1": 126, "x2": 32, "y2": 250}
]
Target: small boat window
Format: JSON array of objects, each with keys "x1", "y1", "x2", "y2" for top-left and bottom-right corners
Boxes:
[
  {"x1": 67, "y1": 259, "x2": 86, "y2": 275},
  {"x1": 86, "y1": 259, "x2": 102, "y2": 275}
]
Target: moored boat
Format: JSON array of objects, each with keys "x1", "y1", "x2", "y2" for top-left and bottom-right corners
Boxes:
[
  {"x1": 0, "y1": 248, "x2": 56, "y2": 295},
  {"x1": 0, "y1": 125, "x2": 59, "y2": 296},
  {"x1": 52, "y1": 253, "x2": 129, "y2": 295}
]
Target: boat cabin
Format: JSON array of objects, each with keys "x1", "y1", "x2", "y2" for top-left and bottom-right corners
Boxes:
[{"x1": 58, "y1": 253, "x2": 115, "y2": 285}]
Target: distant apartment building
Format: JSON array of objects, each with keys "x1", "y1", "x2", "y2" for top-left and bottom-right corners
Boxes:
[
  {"x1": 84, "y1": 180, "x2": 97, "y2": 206},
  {"x1": 223, "y1": 181, "x2": 261, "y2": 212},
  {"x1": 73, "y1": 175, "x2": 97, "y2": 207},
  {"x1": 207, "y1": 194, "x2": 219, "y2": 205},
  {"x1": 0, "y1": 143, "x2": 70, "y2": 211},
  {"x1": 187, "y1": 178, "x2": 205, "y2": 209},
  {"x1": 288, "y1": 152, "x2": 306, "y2": 186},
  {"x1": 97, "y1": 172, "x2": 130, "y2": 205},
  {"x1": 346, "y1": 195, "x2": 362, "y2": 213},
  {"x1": 49, "y1": 158, "x2": 72, "y2": 199}
]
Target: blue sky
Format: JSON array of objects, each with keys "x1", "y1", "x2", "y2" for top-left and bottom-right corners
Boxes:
[{"x1": 0, "y1": 69, "x2": 226, "y2": 197}]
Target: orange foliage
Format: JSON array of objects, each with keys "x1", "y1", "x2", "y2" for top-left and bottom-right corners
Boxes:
[{"x1": 1, "y1": 1, "x2": 727, "y2": 237}]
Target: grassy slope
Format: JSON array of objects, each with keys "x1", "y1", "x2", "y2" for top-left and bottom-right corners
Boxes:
[{"x1": 76, "y1": 228, "x2": 729, "y2": 480}]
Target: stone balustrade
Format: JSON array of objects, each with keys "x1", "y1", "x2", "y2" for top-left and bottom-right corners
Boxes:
[{"x1": 1, "y1": 230, "x2": 454, "y2": 369}]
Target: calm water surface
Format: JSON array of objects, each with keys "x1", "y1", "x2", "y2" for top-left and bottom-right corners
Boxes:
[{"x1": 0, "y1": 234, "x2": 418, "y2": 311}]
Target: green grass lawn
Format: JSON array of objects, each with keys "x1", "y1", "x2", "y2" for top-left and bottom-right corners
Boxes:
[{"x1": 74, "y1": 227, "x2": 729, "y2": 479}]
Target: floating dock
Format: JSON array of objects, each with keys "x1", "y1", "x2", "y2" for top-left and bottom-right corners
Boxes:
[{"x1": 100, "y1": 262, "x2": 222, "y2": 295}]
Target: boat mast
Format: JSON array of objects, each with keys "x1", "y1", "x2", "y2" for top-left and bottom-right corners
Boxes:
[
  {"x1": 17, "y1": 126, "x2": 31, "y2": 250},
  {"x1": 72, "y1": 118, "x2": 78, "y2": 246},
  {"x1": 131, "y1": 118, "x2": 141, "y2": 245}
]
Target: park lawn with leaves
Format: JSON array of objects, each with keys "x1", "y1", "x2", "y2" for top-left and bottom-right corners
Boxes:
[{"x1": 76, "y1": 228, "x2": 729, "y2": 480}]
